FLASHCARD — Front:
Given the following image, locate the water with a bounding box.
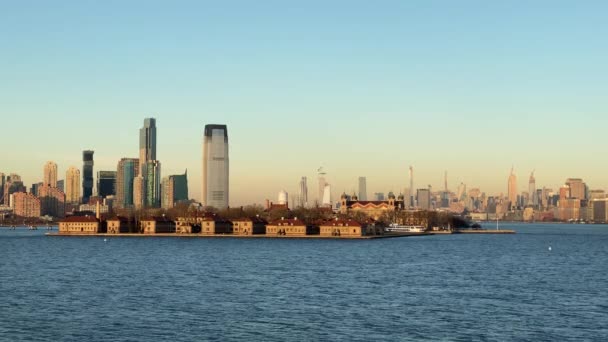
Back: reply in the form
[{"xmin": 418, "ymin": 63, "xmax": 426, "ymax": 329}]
[{"xmin": 1, "ymin": 223, "xmax": 607, "ymax": 341}]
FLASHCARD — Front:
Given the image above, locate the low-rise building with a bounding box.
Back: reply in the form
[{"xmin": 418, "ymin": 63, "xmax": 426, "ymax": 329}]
[
  {"xmin": 59, "ymin": 215, "xmax": 104, "ymax": 234},
  {"xmin": 200, "ymin": 215, "xmax": 232, "ymax": 235},
  {"xmin": 107, "ymin": 216, "xmax": 137, "ymax": 234},
  {"xmin": 232, "ymin": 216, "xmax": 267, "ymax": 235},
  {"xmin": 319, "ymin": 218, "xmax": 382, "ymax": 237},
  {"xmin": 266, "ymin": 217, "xmax": 318, "ymax": 236},
  {"xmin": 141, "ymin": 217, "xmax": 176, "ymax": 234}
]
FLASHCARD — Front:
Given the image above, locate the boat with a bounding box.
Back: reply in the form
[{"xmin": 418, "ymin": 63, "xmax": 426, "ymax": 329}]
[{"xmin": 384, "ymin": 223, "xmax": 427, "ymax": 233}]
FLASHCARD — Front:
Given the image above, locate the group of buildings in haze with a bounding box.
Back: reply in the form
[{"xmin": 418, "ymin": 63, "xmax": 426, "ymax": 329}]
[
  {"xmin": 3, "ymin": 120, "xmax": 608, "ymax": 224},
  {"xmin": 0, "ymin": 119, "xmax": 232, "ymax": 220}
]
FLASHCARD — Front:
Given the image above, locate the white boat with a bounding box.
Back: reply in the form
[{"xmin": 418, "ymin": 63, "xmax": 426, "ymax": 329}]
[{"xmin": 384, "ymin": 223, "xmax": 427, "ymax": 233}]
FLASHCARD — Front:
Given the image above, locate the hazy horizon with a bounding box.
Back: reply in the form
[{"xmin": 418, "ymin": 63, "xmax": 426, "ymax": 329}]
[{"xmin": 2, "ymin": 1, "xmax": 607, "ymax": 205}]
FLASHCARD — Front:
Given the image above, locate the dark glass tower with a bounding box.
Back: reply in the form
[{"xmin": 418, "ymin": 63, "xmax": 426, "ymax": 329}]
[
  {"xmin": 97, "ymin": 171, "xmax": 117, "ymax": 198},
  {"xmin": 82, "ymin": 150, "xmax": 94, "ymax": 203}
]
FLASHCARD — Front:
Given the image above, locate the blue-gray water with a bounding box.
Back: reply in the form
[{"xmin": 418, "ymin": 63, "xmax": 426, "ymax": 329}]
[{"xmin": 1, "ymin": 223, "xmax": 607, "ymax": 341}]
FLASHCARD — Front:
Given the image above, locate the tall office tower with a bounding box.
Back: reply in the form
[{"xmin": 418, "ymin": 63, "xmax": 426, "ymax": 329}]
[
  {"xmin": 134, "ymin": 118, "xmax": 158, "ymax": 208},
  {"xmin": 38, "ymin": 185, "xmax": 66, "ymax": 218},
  {"xmin": 43, "ymin": 161, "xmax": 58, "ymax": 187},
  {"xmin": 3, "ymin": 175, "xmax": 26, "ymax": 206},
  {"xmin": 161, "ymin": 170, "xmax": 188, "ymax": 209},
  {"xmin": 317, "ymin": 167, "xmax": 326, "ymax": 204},
  {"xmin": 31, "ymin": 182, "xmax": 43, "ymax": 197},
  {"xmin": 202, "ymin": 124, "xmax": 229, "ymax": 209},
  {"xmin": 57, "ymin": 180, "xmax": 64, "ymax": 192},
  {"xmin": 507, "ymin": 167, "xmax": 517, "ymax": 207},
  {"xmin": 457, "ymin": 183, "xmax": 466, "ymax": 201},
  {"xmin": 139, "ymin": 118, "xmax": 157, "ymax": 173},
  {"xmin": 409, "ymin": 166, "xmax": 414, "ymax": 207},
  {"xmin": 374, "ymin": 192, "xmax": 385, "ymax": 201},
  {"xmin": 116, "ymin": 158, "xmax": 139, "ymax": 208},
  {"xmin": 66, "ymin": 166, "xmax": 81, "ymax": 204},
  {"xmin": 97, "ymin": 171, "xmax": 117, "ymax": 198},
  {"xmin": 565, "ymin": 178, "xmax": 586, "ymax": 199},
  {"xmin": 133, "ymin": 176, "xmax": 145, "ymax": 209},
  {"xmin": 322, "ymin": 184, "xmax": 332, "ymax": 207},
  {"xmin": 298, "ymin": 177, "xmax": 308, "ymax": 208},
  {"xmin": 559, "ymin": 185, "xmax": 570, "ymax": 201},
  {"xmin": 82, "ymin": 150, "xmax": 94, "ymax": 203},
  {"xmin": 417, "ymin": 188, "xmax": 431, "ymax": 210},
  {"xmin": 528, "ymin": 171, "xmax": 536, "ymax": 206},
  {"xmin": 144, "ymin": 160, "xmax": 161, "ymax": 208},
  {"xmin": 444, "ymin": 171, "xmax": 448, "ymax": 192},
  {"xmin": 358, "ymin": 177, "xmax": 367, "ymax": 201},
  {"xmin": 0, "ymin": 172, "xmax": 5, "ymax": 202}
]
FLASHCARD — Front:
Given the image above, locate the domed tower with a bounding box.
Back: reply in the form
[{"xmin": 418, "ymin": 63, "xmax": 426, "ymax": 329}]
[
  {"xmin": 388, "ymin": 192, "xmax": 396, "ymax": 208},
  {"xmin": 397, "ymin": 193, "xmax": 405, "ymax": 210},
  {"xmin": 351, "ymin": 192, "xmax": 358, "ymax": 201},
  {"xmin": 340, "ymin": 192, "xmax": 349, "ymax": 214}
]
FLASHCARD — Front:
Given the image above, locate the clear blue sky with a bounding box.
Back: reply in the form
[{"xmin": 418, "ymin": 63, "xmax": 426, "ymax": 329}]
[{"xmin": 2, "ymin": 1, "xmax": 607, "ymax": 205}]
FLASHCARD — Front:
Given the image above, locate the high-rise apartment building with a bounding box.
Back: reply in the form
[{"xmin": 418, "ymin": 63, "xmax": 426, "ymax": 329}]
[
  {"xmin": 202, "ymin": 124, "xmax": 229, "ymax": 209},
  {"xmin": 2, "ymin": 175, "xmax": 26, "ymax": 206},
  {"xmin": 298, "ymin": 177, "xmax": 308, "ymax": 208},
  {"xmin": 82, "ymin": 151, "xmax": 94, "ymax": 203},
  {"xmin": 317, "ymin": 168, "xmax": 326, "ymax": 205},
  {"xmin": 66, "ymin": 166, "xmax": 81, "ymax": 204},
  {"xmin": 161, "ymin": 172, "xmax": 188, "ymax": 209},
  {"xmin": 508, "ymin": 167, "xmax": 517, "ymax": 208},
  {"xmin": 0, "ymin": 172, "xmax": 5, "ymax": 203},
  {"xmin": 13, "ymin": 192, "xmax": 41, "ymax": 217},
  {"xmin": 43, "ymin": 161, "xmax": 58, "ymax": 187},
  {"xmin": 39, "ymin": 185, "xmax": 66, "ymax": 218},
  {"xmin": 57, "ymin": 179, "xmax": 64, "ymax": 192},
  {"xmin": 358, "ymin": 177, "xmax": 367, "ymax": 201},
  {"xmin": 116, "ymin": 158, "xmax": 139, "ymax": 208},
  {"xmin": 417, "ymin": 188, "xmax": 431, "ymax": 210},
  {"xmin": 97, "ymin": 171, "xmax": 117, "ymax": 198},
  {"xmin": 144, "ymin": 160, "xmax": 161, "ymax": 208},
  {"xmin": 528, "ymin": 171, "xmax": 536, "ymax": 206},
  {"xmin": 565, "ymin": 178, "xmax": 586, "ymax": 200}
]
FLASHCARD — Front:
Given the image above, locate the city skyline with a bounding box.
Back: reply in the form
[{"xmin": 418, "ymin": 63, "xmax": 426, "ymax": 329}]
[{"xmin": 2, "ymin": 1, "xmax": 608, "ymax": 205}]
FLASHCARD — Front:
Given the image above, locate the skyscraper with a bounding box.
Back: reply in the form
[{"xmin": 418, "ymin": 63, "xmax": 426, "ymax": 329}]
[
  {"xmin": 409, "ymin": 166, "xmax": 414, "ymax": 207},
  {"xmin": 57, "ymin": 179, "xmax": 64, "ymax": 192},
  {"xmin": 528, "ymin": 171, "xmax": 536, "ymax": 206},
  {"xmin": 358, "ymin": 177, "xmax": 367, "ymax": 201},
  {"xmin": 417, "ymin": 188, "xmax": 431, "ymax": 210},
  {"xmin": 317, "ymin": 167, "xmax": 326, "ymax": 205},
  {"xmin": 66, "ymin": 166, "xmax": 81, "ymax": 204},
  {"xmin": 508, "ymin": 167, "xmax": 517, "ymax": 208},
  {"xmin": 116, "ymin": 158, "xmax": 139, "ymax": 208},
  {"xmin": 202, "ymin": 124, "xmax": 229, "ymax": 209},
  {"xmin": 161, "ymin": 170, "xmax": 189, "ymax": 209},
  {"xmin": 565, "ymin": 178, "xmax": 586, "ymax": 200},
  {"xmin": 144, "ymin": 160, "xmax": 161, "ymax": 208},
  {"xmin": 298, "ymin": 176, "xmax": 308, "ymax": 208},
  {"xmin": 43, "ymin": 161, "xmax": 58, "ymax": 187},
  {"xmin": 39, "ymin": 185, "xmax": 66, "ymax": 218},
  {"xmin": 134, "ymin": 118, "xmax": 158, "ymax": 208},
  {"xmin": 0, "ymin": 173, "xmax": 5, "ymax": 203},
  {"xmin": 97, "ymin": 171, "xmax": 117, "ymax": 198},
  {"xmin": 139, "ymin": 118, "xmax": 157, "ymax": 174},
  {"xmin": 82, "ymin": 150, "xmax": 94, "ymax": 203},
  {"xmin": 322, "ymin": 184, "xmax": 332, "ymax": 207}
]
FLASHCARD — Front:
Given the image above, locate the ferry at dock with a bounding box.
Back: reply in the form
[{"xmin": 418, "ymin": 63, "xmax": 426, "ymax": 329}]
[{"xmin": 384, "ymin": 223, "xmax": 427, "ymax": 233}]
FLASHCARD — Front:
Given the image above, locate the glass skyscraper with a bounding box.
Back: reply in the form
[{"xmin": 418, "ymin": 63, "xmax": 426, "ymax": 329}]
[
  {"xmin": 202, "ymin": 124, "xmax": 229, "ymax": 209},
  {"xmin": 145, "ymin": 160, "xmax": 161, "ymax": 208},
  {"xmin": 97, "ymin": 171, "xmax": 117, "ymax": 198},
  {"xmin": 82, "ymin": 150, "xmax": 94, "ymax": 203},
  {"xmin": 116, "ymin": 158, "xmax": 139, "ymax": 208}
]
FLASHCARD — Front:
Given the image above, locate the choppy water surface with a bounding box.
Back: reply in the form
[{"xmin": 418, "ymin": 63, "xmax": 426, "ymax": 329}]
[{"xmin": 1, "ymin": 223, "xmax": 607, "ymax": 341}]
